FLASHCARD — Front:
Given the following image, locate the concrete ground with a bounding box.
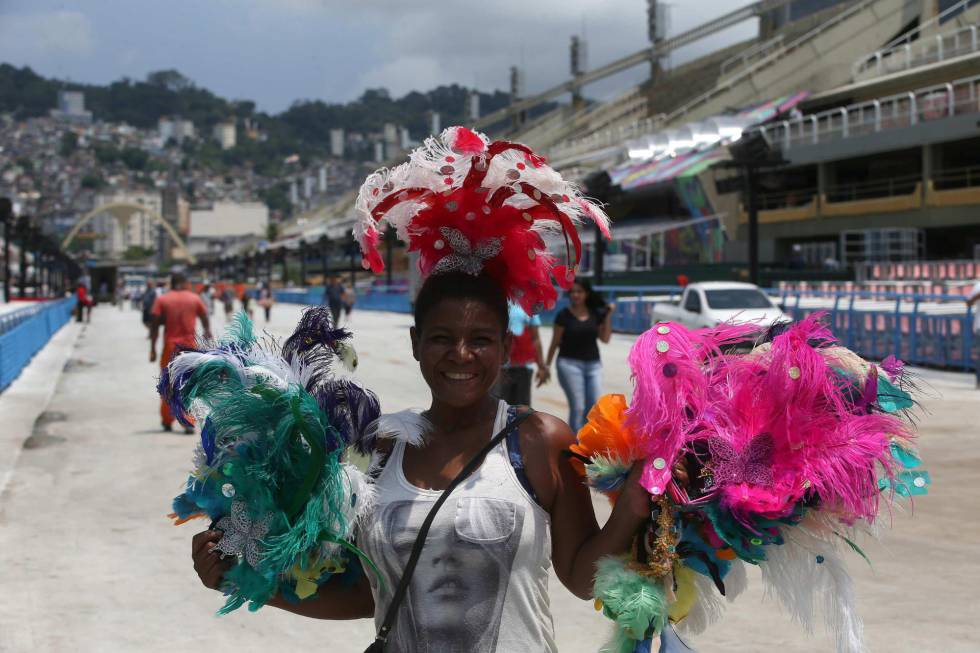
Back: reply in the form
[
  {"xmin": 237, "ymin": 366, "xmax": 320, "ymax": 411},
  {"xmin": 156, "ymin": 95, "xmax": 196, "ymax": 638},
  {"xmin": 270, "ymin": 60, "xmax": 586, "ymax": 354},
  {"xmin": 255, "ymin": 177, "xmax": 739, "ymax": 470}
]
[{"xmin": 0, "ymin": 302, "xmax": 975, "ymax": 652}]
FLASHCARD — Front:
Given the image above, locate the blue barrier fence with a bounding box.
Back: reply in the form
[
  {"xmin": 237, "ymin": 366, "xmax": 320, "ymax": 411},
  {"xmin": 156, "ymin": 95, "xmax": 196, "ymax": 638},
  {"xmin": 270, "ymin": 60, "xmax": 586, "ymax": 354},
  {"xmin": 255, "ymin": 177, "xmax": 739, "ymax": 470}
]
[
  {"xmin": 276, "ymin": 285, "xmax": 976, "ymax": 371},
  {"xmin": 275, "ymin": 287, "xmax": 413, "ymax": 313},
  {"xmin": 0, "ymin": 298, "xmax": 78, "ymax": 392}
]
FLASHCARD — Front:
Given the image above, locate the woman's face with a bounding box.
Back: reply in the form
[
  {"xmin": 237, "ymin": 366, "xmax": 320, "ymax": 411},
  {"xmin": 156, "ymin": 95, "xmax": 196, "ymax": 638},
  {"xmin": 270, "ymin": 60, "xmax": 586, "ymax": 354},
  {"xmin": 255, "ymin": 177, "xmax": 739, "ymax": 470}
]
[
  {"xmin": 411, "ymin": 298, "xmax": 509, "ymax": 408},
  {"xmin": 569, "ymin": 283, "xmax": 587, "ymax": 307}
]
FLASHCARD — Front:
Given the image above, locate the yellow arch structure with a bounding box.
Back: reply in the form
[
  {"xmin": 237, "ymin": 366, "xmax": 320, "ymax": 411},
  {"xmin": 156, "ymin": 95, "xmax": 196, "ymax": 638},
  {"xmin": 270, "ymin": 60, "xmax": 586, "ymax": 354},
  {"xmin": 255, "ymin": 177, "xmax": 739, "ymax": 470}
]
[{"xmin": 62, "ymin": 202, "xmax": 196, "ymax": 264}]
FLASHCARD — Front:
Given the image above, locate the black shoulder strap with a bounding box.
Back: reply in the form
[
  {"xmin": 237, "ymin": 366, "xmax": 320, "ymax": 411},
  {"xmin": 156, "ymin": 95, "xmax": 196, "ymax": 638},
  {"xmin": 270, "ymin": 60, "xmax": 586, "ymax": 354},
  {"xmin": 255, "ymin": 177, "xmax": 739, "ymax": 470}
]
[{"xmin": 366, "ymin": 409, "xmax": 533, "ymax": 651}]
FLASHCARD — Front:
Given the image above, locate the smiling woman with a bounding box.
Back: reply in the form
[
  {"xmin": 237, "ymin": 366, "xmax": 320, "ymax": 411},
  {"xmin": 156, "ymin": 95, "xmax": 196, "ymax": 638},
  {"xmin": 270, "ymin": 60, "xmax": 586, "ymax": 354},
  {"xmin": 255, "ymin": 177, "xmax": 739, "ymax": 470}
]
[{"xmin": 190, "ymin": 127, "xmax": 661, "ymax": 652}]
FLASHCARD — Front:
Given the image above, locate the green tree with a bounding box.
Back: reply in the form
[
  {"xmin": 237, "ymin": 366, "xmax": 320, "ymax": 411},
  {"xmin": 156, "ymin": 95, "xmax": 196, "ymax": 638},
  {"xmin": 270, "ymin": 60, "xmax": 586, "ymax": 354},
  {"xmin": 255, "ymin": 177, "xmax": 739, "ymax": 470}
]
[
  {"xmin": 60, "ymin": 131, "xmax": 79, "ymax": 157},
  {"xmin": 266, "ymin": 222, "xmax": 280, "ymax": 242},
  {"xmin": 119, "ymin": 147, "xmax": 149, "ymax": 171},
  {"xmin": 94, "ymin": 144, "xmax": 119, "ymax": 165},
  {"xmin": 80, "ymin": 172, "xmax": 105, "ymax": 190},
  {"xmin": 145, "ymin": 69, "xmax": 193, "ymax": 93},
  {"xmin": 123, "ymin": 245, "xmax": 156, "ymax": 260}
]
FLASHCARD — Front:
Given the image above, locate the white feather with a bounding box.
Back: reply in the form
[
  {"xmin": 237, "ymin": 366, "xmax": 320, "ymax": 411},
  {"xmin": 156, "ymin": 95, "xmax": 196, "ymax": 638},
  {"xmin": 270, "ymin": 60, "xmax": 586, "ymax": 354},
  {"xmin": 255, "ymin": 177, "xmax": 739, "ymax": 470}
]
[
  {"xmin": 676, "ymin": 567, "xmax": 727, "ymax": 636},
  {"xmin": 365, "ymin": 409, "xmax": 431, "ymax": 448},
  {"xmin": 759, "ymin": 527, "xmax": 866, "ymax": 653}
]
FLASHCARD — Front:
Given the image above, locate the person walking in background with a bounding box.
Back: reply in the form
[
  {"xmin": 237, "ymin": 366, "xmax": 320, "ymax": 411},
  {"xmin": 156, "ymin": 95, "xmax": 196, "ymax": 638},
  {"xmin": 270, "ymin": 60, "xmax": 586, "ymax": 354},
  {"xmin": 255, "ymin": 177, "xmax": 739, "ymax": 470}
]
[
  {"xmin": 545, "ymin": 279, "xmax": 614, "ymax": 432},
  {"xmin": 257, "ymin": 282, "xmax": 274, "ymax": 323},
  {"xmin": 323, "ymin": 275, "xmax": 344, "ymax": 325},
  {"xmin": 199, "ymin": 283, "xmax": 215, "ymax": 317},
  {"xmin": 150, "ymin": 272, "xmax": 211, "ymax": 433},
  {"xmin": 240, "ymin": 286, "xmax": 254, "ymax": 320},
  {"xmin": 220, "ymin": 286, "xmax": 235, "ymax": 322},
  {"xmin": 967, "ymin": 280, "xmax": 980, "ymax": 389},
  {"xmin": 76, "ymin": 282, "xmax": 93, "ymax": 323},
  {"xmin": 494, "ymin": 302, "xmax": 549, "ymax": 407},
  {"xmin": 141, "ymin": 280, "xmax": 158, "ymax": 333},
  {"xmin": 340, "ymin": 282, "xmax": 356, "ymax": 326}
]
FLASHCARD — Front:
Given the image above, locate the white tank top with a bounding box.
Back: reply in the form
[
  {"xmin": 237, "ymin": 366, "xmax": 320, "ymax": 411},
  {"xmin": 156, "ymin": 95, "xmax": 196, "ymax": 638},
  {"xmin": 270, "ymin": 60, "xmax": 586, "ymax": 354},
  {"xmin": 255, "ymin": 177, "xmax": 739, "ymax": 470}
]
[{"xmin": 359, "ymin": 401, "xmax": 557, "ymax": 653}]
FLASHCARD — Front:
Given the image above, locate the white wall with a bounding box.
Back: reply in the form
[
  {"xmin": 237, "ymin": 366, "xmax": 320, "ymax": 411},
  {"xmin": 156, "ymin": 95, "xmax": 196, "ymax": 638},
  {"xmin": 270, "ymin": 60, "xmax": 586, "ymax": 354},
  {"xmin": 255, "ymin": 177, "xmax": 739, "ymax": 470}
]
[{"xmin": 189, "ymin": 201, "xmax": 268, "ymax": 238}]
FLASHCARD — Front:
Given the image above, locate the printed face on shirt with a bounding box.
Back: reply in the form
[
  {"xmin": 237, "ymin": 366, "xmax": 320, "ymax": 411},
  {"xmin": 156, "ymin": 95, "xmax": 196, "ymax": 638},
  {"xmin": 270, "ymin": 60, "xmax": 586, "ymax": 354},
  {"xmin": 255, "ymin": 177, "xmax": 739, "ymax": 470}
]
[
  {"xmin": 380, "ymin": 498, "xmax": 525, "ymax": 652},
  {"xmin": 411, "ymin": 298, "xmax": 510, "ymax": 408}
]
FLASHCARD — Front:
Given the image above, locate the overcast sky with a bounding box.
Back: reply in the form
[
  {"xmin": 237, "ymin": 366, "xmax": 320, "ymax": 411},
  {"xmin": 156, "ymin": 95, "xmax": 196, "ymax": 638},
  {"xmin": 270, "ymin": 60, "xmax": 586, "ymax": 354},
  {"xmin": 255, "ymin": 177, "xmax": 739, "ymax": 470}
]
[{"xmin": 0, "ymin": 0, "xmax": 758, "ymax": 112}]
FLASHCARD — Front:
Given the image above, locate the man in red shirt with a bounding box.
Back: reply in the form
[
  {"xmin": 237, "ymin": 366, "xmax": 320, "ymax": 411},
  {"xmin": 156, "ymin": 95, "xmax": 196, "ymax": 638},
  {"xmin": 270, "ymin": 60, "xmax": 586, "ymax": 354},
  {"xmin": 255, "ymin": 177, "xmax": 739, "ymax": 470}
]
[{"xmin": 150, "ymin": 272, "xmax": 211, "ymax": 432}]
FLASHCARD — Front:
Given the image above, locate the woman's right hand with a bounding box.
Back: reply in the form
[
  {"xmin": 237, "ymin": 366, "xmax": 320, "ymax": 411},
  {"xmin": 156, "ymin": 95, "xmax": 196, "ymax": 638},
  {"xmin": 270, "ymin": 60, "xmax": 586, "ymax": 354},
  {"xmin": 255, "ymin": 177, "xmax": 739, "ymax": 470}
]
[{"xmin": 192, "ymin": 529, "xmax": 232, "ymax": 591}]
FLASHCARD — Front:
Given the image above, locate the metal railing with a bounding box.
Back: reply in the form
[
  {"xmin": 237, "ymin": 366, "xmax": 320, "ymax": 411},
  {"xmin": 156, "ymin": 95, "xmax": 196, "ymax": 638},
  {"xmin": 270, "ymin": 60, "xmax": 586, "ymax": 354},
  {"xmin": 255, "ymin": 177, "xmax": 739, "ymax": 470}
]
[
  {"xmin": 761, "ymin": 72, "xmax": 980, "ymax": 149},
  {"xmin": 855, "ymin": 259, "xmax": 980, "ymax": 283},
  {"xmin": 933, "ymin": 163, "xmax": 980, "ymax": 190},
  {"xmin": 757, "ymin": 187, "xmax": 819, "ymax": 210},
  {"xmin": 825, "ymin": 173, "xmax": 921, "ymax": 203},
  {"xmin": 0, "ymin": 298, "xmax": 77, "ymax": 392},
  {"xmin": 853, "ymin": 23, "xmax": 980, "ymax": 81}
]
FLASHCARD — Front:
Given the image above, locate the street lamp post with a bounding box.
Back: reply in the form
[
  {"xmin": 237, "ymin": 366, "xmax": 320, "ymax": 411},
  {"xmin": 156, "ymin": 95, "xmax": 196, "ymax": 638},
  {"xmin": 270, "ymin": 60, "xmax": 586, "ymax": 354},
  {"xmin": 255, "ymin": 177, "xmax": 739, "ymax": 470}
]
[
  {"xmin": 384, "ymin": 228, "xmax": 395, "ymax": 287},
  {"xmin": 33, "ymin": 235, "xmax": 44, "ymax": 298},
  {"xmin": 318, "ymin": 235, "xmax": 330, "ymax": 285},
  {"xmin": 718, "ymin": 131, "xmax": 787, "ymax": 286},
  {"xmin": 16, "ymin": 216, "xmax": 30, "ymax": 299},
  {"xmin": 347, "ymin": 236, "xmax": 357, "ymax": 286},
  {"xmin": 298, "ymin": 239, "xmax": 307, "ymax": 287},
  {"xmin": 0, "ymin": 197, "xmax": 11, "ymax": 303}
]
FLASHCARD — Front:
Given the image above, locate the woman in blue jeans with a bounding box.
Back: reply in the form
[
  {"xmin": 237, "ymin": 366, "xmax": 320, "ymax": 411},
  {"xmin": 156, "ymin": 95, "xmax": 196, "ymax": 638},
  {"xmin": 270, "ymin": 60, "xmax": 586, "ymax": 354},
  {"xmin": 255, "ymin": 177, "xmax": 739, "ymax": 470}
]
[{"xmin": 546, "ymin": 279, "xmax": 614, "ymax": 432}]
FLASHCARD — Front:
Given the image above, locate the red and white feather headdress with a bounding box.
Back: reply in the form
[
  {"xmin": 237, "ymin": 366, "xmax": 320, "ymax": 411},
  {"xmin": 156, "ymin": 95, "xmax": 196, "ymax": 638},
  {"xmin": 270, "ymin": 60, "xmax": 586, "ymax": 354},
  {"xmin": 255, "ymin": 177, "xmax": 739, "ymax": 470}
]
[{"xmin": 354, "ymin": 126, "xmax": 611, "ymax": 314}]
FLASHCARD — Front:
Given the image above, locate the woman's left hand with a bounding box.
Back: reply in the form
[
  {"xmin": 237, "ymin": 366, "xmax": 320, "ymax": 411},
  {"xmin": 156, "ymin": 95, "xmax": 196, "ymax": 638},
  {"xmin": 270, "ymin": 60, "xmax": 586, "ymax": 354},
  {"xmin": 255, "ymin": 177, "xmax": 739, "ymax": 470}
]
[
  {"xmin": 611, "ymin": 461, "xmax": 653, "ymax": 526},
  {"xmin": 534, "ymin": 365, "xmax": 551, "ymax": 387}
]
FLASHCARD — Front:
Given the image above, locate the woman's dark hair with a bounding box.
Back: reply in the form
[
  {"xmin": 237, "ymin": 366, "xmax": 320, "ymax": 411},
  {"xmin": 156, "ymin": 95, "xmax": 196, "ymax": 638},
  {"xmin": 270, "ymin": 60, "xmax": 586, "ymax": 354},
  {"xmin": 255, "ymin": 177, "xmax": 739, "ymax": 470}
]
[
  {"xmin": 571, "ymin": 277, "xmax": 608, "ymax": 314},
  {"xmin": 413, "ymin": 272, "xmax": 508, "ymax": 333}
]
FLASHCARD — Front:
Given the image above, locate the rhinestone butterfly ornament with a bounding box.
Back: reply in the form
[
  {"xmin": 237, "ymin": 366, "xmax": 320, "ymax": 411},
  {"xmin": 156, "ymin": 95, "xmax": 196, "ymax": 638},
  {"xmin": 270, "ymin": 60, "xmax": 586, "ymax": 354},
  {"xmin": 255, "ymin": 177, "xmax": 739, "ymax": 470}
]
[
  {"xmin": 707, "ymin": 432, "xmax": 775, "ymax": 487},
  {"xmin": 214, "ymin": 500, "xmax": 275, "ymax": 568},
  {"xmin": 430, "ymin": 226, "xmax": 504, "ymax": 276}
]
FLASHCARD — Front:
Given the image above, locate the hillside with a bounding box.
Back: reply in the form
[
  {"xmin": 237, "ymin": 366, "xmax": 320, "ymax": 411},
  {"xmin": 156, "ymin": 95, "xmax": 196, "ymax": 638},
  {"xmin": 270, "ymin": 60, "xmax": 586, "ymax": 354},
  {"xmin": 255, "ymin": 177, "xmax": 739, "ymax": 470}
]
[{"xmin": 0, "ymin": 65, "xmax": 555, "ymax": 153}]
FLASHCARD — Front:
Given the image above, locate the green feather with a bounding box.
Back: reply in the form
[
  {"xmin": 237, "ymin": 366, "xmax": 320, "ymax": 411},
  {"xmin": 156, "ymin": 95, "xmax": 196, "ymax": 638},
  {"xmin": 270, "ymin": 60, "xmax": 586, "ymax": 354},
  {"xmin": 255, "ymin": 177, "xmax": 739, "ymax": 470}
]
[
  {"xmin": 218, "ymin": 562, "xmax": 278, "ymax": 614},
  {"xmin": 594, "ymin": 556, "xmax": 667, "ymax": 646},
  {"xmin": 877, "ymin": 377, "xmax": 913, "ymax": 413},
  {"xmin": 222, "ymin": 311, "xmax": 257, "ymax": 346}
]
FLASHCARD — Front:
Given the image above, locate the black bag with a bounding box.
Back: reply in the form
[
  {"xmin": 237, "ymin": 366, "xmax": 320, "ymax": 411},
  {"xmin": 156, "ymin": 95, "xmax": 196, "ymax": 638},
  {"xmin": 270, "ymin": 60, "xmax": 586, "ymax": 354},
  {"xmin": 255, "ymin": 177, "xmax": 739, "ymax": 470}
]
[{"xmin": 364, "ymin": 410, "xmax": 532, "ymax": 652}]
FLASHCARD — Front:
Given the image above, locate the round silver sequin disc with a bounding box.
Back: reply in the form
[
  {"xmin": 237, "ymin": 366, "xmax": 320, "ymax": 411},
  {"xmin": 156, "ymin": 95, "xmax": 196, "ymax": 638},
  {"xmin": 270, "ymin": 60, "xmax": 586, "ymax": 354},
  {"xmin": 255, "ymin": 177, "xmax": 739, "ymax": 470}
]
[
  {"xmin": 434, "ymin": 240, "xmax": 445, "ymax": 250},
  {"xmin": 913, "ymin": 476, "xmax": 926, "ymax": 488},
  {"xmin": 788, "ymin": 366, "xmax": 802, "ymax": 380},
  {"xmin": 653, "ymin": 457, "xmax": 666, "ymax": 470},
  {"xmin": 656, "ymin": 340, "xmax": 670, "ymax": 353},
  {"xmin": 221, "ymin": 483, "xmax": 236, "ymax": 498},
  {"xmin": 657, "ymin": 325, "xmax": 671, "ymax": 335}
]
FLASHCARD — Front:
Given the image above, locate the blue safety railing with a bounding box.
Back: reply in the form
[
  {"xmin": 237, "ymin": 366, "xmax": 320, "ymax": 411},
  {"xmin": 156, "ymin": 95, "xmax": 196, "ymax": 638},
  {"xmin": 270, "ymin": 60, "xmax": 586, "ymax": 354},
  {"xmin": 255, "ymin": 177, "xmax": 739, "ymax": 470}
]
[
  {"xmin": 275, "ymin": 286, "xmax": 413, "ymax": 314},
  {"xmin": 0, "ymin": 298, "xmax": 78, "ymax": 392},
  {"xmin": 275, "ymin": 285, "xmax": 976, "ymax": 371}
]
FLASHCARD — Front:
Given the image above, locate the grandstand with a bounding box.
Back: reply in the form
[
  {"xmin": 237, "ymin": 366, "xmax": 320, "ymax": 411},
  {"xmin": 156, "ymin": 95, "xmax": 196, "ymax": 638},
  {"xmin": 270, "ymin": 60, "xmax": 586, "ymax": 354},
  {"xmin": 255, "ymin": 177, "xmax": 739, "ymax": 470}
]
[
  {"xmin": 538, "ymin": 0, "xmax": 980, "ymax": 285},
  {"xmin": 271, "ymin": 0, "xmax": 980, "ymax": 290}
]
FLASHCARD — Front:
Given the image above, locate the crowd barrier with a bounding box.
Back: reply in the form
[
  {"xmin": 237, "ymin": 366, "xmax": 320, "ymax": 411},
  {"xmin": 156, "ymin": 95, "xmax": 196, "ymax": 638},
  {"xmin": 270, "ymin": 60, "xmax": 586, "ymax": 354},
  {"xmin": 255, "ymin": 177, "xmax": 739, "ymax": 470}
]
[
  {"xmin": 0, "ymin": 298, "xmax": 78, "ymax": 392},
  {"xmin": 275, "ymin": 286, "xmax": 412, "ymax": 313},
  {"xmin": 276, "ymin": 285, "xmax": 976, "ymax": 371}
]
